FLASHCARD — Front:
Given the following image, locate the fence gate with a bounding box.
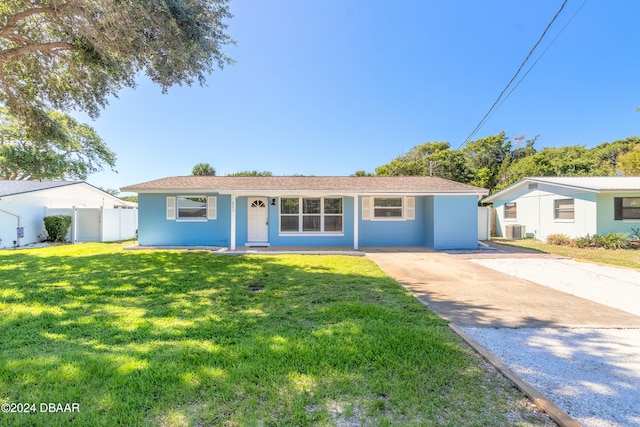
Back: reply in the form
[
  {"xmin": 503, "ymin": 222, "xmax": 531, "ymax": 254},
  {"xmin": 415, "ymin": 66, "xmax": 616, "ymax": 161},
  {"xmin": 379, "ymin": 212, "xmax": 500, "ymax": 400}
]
[
  {"xmin": 478, "ymin": 207, "xmax": 491, "ymax": 240},
  {"xmin": 76, "ymin": 208, "xmax": 101, "ymax": 242}
]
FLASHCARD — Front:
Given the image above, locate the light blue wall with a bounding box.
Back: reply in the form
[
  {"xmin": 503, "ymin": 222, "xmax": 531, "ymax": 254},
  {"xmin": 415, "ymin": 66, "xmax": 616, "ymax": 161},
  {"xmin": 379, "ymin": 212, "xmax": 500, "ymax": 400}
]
[
  {"xmin": 424, "ymin": 196, "xmax": 435, "ymax": 248},
  {"xmin": 138, "ymin": 193, "xmax": 231, "ymax": 246},
  {"xmin": 596, "ymin": 193, "xmax": 640, "ymax": 235},
  {"xmin": 431, "ymin": 195, "xmax": 478, "ymax": 249},
  {"xmin": 137, "ymin": 193, "xmax": 480, "ymax": 249},
  {"xmin": 358, "ymin": 196, "xmax": 426, "ymax": 246},
  {"xmin": 241, "ymin": 196, "xmax": 355, "ymax": 247}
]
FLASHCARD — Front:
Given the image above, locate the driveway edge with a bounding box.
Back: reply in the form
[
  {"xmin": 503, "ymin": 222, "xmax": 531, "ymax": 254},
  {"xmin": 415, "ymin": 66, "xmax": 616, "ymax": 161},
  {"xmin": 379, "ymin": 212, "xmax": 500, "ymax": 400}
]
[{"xmin": 449, "ymin": 324, "xmax": 580, "ymax": 427}]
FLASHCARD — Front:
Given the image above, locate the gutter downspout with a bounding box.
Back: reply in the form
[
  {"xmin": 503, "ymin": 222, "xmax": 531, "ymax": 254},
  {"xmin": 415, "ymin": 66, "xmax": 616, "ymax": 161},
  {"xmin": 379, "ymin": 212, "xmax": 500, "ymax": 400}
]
[{"xmin": 0, "ymin": 208, "xmax": 21, "ymax": 247}]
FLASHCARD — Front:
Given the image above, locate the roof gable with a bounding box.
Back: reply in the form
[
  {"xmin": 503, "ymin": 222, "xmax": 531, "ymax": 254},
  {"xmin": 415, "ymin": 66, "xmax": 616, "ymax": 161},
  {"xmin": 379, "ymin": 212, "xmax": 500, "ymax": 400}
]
[
  {"xmin": 0, "ymin": 180, "xmax": 137, "ymax": 207},
  {"xmin": 483, "ymin": 176, "xmax": 640, "ymax": 203},
  {"xmin": 121, "ymin": 176, "xmax": 489, "ymax": 195},
  {"xmin": 0, "ymin": 180, "xmax": 79, "ymax": 197}
]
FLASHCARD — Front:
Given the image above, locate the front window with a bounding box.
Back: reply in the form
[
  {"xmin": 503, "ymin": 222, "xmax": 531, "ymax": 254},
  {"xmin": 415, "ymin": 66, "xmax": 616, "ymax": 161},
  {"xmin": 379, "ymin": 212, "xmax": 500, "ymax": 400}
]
[
  {"xmin": 504, "ymin": 202, "xmax": 517, "ymax": 220},
  {"xmin": 554, "ymin": 199, "xmax": 574, "ymax": 220},
  {"xmin": 178, "ymin": 196, "xmax": 207, "ymax": 219},
  {"xmin": 280, "ymin": 197, "xmax": 343, "ymax": 233},
  {"xmin": 374, "ymin": 198, "xmax": 403, "ymax": 218},
  {"xmin": 615, "ymin": 197, "xmax": 640, "ymax": 220}
]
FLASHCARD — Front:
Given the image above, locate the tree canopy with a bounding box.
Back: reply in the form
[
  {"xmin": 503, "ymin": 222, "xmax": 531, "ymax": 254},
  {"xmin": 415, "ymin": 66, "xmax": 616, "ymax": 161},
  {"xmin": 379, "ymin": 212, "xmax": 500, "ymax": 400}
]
[
  {"xmin": 0, "ymin": 0, "xmax": 233, "ymax": 139},
  {"xmin": 191, "ymin": 163, "xmax": 216, "ymax": 176},
  {"xmin": 0, "ymin": 107, "xmax": 115, "ymax": 180},
  {"xmin": 226, "ymin": 170, "xmax": 273, "ymax": 177},
  {"xmin": 374, "ymin": 134, "xmax": 640, "ymax": 192}
]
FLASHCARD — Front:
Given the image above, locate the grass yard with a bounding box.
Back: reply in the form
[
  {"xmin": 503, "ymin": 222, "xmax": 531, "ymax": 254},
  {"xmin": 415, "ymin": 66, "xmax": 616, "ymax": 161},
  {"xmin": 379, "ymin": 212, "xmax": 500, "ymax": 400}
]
[
  {"xmin": 0, "ymin": 243, "xmax": 549, "ymax": 426},
  {"xmin": 494, "ymin": 239, "xmax": 640, "ymax": 271}
]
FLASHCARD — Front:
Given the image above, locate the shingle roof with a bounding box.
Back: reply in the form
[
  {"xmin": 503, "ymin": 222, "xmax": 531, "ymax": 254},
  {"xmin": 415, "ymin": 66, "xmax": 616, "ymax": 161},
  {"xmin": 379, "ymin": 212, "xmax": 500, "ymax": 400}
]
[
  {"xmin": 121, "ymin": 176, "xmax": 488, "ymax": 195},
  {"xmin": 0, "ymin": 180, "xmax": 79, "ymax": 197},
  {"xmin": 525, "ymin": 176, "xmax": 640, "ymax": 191},
  {"xmin": 483, "ymin": 176, "xmax": 640, "ymax": 203}
]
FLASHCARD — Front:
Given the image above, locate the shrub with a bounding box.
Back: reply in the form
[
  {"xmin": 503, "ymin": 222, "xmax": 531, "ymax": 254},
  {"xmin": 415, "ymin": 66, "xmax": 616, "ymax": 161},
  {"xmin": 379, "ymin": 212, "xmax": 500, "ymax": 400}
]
[
  {"xmin": 574, "ymin": 235, "xmax": 594, "ymax": 248},
  {"xmin": 603, "ymin": 232, "xmax": 630, "ymax": 250},
  {"xmin": 43, "ymin": 215, "xmax": 72, "ymax": 242},
  {"xmin": 546, "ymin": 234, "xmax": 573, "ymax": 246}
]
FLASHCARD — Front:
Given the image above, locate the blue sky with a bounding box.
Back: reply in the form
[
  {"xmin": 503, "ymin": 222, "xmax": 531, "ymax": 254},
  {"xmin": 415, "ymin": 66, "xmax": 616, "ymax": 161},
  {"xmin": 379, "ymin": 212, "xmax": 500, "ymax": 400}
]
[{"xmin": 78, "ymin": 1, "xmax": 640, "ymax": 194}]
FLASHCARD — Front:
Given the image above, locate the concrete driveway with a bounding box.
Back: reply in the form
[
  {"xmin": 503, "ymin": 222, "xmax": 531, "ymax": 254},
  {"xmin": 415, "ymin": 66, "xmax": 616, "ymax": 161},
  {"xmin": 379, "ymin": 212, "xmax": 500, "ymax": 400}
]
[
  {"xmin": 366, "ymin": 250, "xmax": 640, "ymax": 329},
  {"xmin": 366, "ymin": 247, "xmax": 640, "ymax": 427}
]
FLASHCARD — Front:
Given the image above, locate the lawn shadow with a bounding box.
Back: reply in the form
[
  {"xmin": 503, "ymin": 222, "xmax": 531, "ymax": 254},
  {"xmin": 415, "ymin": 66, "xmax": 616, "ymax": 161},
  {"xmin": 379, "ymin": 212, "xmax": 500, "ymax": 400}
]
[{"xmin": 0, "ymin": 248, "xmax": 538, "ymax": 426}]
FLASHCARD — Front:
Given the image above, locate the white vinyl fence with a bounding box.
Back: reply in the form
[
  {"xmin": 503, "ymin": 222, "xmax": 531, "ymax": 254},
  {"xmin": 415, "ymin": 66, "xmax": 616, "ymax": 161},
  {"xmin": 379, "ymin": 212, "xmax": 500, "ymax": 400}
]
[
  {"xmin": 45, "ymin": 207, "xmax": 138, "ymax": 243},
  {"xmin": 478, "ymin": 207, "xmax": 491, "ymax": 240}
]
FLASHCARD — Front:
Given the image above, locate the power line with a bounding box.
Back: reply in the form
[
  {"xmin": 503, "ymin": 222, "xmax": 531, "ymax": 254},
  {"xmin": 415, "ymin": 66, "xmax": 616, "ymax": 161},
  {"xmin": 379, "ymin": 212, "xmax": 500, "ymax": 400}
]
[
  {"xmin": 489, "ymin": 0, "xmax": 588, "ymax": 120},
  {"xmin": 457, "ymin": 0, "xmax": 569, "ymax": 149}
]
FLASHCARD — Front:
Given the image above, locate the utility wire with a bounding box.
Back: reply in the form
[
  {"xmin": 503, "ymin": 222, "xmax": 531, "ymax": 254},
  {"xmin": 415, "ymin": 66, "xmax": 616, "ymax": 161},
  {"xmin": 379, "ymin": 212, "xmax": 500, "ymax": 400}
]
[
  {"xmin": 458, "ymin": 0, "xmax": 569, "ymax": 149},
  {"xmin": 489, "ymin": 0, "xmax": 588, "ymax": 120}
]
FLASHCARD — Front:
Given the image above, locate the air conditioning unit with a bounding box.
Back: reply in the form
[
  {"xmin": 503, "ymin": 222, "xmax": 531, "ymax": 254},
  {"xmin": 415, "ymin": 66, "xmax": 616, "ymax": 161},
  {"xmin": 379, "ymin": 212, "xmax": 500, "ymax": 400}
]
[{"xmin": 505, "ymin": 224, "xmax": 525, "ymax": 240}]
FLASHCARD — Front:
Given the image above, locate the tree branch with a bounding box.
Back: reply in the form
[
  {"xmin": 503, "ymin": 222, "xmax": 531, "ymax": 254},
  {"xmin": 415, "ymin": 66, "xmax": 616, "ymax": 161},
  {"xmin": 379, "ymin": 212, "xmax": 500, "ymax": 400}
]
[
  {"xmin": 0, "ymin": 42, "xmax": 74, "ymax": 62},
  {"xmin": 0, "ymin": 4, "xmax": 71, "ymax": 39}
]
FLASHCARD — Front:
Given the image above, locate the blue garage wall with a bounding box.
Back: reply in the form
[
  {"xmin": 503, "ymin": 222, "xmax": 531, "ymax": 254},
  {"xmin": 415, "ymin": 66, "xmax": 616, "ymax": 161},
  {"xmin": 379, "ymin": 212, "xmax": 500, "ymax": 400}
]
[
  {"xmin": 358, "ymin": 196, "xmax": 426, "ymax": 246},
  {"xmin": 138, "ymin": 193, "xmax": 231, "ymax": 246},
  {"xmin": 432, "ymin": 195, "xmax": 478, "ymax": 249},
  {"xmin": 424, "ymin": 196, "xmax": 435, "ymax": 248}
]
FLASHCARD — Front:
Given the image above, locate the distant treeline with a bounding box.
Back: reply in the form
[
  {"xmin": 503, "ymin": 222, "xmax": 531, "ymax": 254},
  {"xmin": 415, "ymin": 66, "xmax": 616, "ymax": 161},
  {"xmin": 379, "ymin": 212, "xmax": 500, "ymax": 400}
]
[{"xmin": 362, "ymin": 133, "xmax": 640, "ymax": 192}]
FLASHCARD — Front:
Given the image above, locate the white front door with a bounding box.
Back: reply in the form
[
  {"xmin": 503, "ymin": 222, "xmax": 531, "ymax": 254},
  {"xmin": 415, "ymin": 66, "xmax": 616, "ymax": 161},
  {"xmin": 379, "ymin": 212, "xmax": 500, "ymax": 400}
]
[{"xmin": 248, "ymin": 197, "xmax": 269, "ymax": 243}]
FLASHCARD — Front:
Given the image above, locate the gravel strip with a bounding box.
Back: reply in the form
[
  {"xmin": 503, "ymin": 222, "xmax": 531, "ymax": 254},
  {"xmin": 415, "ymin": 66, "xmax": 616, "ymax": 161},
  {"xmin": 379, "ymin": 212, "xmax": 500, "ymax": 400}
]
[
  {"xmin": 462, "ymin": 327, "xmax": 640, "ymax": 427},
  {"xmin": 463, "ymin": 258, "xmax": 640, "ymax": 427}
]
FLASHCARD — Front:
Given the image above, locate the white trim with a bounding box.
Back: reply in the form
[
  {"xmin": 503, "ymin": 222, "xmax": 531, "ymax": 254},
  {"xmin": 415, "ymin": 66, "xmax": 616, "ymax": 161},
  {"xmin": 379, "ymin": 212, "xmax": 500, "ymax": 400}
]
[
  {"xmin": 278, "ymin": 233, "xmax": 345, "ymax": 237},
  {"xmin": 371, "ymin": 196, "xmax": 406, "ymax": 221},
  {"xmin": 279, "ymin": 196, "xmax": 344, "ymax": 234}
]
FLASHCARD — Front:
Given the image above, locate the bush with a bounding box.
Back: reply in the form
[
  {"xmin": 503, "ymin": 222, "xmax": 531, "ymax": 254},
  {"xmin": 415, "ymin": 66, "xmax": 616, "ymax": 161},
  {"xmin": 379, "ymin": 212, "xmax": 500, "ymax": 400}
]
[
  {"xmin": 573, "ymin": 235, "xmax": 594, "ymax": 248},
  {"xmin": 563, "ymin": 233, "xmax": 630, "ymax": 250},
  {"xmin": 546, "ymin": 234, "xmax": 573, "ymax": 246},
  {"xmin": 603, "ymin": 232, "xmax": 630, "ymax": 250},
  {"xmin": 43, "ymin": 215, "xmax": 72, "ymax": 242}
]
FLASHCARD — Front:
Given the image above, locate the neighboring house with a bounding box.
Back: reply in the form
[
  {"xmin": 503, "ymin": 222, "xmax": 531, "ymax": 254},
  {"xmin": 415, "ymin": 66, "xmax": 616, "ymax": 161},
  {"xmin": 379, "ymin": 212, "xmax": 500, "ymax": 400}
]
[
  {"xmin": 0, "ymin": 181, "xmax": 138, "ymax": 248},
  {"xmin": 483, "ymin": 177, "xmax": 640, "ymax": 240},
  {"xmin": 121, "ymin": 176, "xmax": 489, "ymax": 250}
]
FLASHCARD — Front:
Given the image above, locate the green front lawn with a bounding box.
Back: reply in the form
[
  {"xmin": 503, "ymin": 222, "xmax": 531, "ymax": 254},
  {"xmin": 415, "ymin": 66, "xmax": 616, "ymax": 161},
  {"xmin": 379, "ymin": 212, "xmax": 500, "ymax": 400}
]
[
  {"xmin": 494, "ymin": 239, "xmax": 640, "ymax": 271},
  {"xmin": 0, "ymin": 243, "xmax": 546, "ymax": 426}
]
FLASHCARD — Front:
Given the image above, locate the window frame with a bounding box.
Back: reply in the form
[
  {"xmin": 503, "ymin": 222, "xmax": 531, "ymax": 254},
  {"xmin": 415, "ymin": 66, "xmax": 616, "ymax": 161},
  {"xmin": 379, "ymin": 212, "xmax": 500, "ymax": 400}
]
[
  {"xmin": 167, "ymin": 196, "xmax": 216, "ymax": 222},
  {"xmin": 554, "ymin": 198, "xmax": 575, "ymax": 221},
  {"xmin": 362, "ymin": 196, "xmax": 415, "ymax": 221},
  {"xmin": 504, "ymin": 202, "xmax": 517, "ymax": 220},
  {"xmin": 279, "ymin": 196, "xmax": 344, "ymax": 235},
  {"xmin": 372, "ymin": 197, "xmax": 404, "ymax": 220},
  {"xmin": 614, "ymin": 197, "xmax": 640, "ymax": 221}
]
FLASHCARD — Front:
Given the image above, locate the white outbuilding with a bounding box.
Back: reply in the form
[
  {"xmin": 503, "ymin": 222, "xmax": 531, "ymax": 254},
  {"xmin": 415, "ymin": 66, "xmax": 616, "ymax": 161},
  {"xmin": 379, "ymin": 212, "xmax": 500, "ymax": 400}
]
[{"xmin": 0, "ymin": 180, "xmax": 137, "ymax": 248}]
